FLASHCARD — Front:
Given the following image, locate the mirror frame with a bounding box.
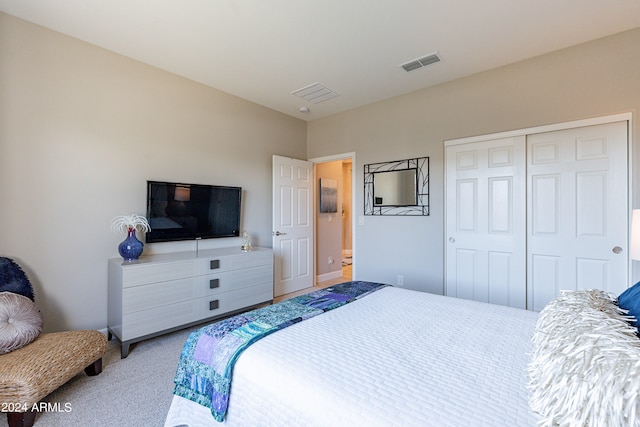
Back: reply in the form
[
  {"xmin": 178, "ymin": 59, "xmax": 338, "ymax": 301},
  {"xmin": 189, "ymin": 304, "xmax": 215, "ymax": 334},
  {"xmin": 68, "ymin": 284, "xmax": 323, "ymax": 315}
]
[{"xmin": 364, "ymin": 157, "xmax": 430, "ymax": 216}]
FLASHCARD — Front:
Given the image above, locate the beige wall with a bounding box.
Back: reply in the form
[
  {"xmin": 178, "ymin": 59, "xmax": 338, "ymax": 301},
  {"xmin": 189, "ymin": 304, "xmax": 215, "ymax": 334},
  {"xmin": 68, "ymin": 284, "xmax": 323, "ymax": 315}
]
[
  {"xmin": 308, "ymin": 28, "xmax": 640, "ymax": 293},
  {"xmin": 0, "ymin": 13, "xmax": 306, "ymax": 332}
]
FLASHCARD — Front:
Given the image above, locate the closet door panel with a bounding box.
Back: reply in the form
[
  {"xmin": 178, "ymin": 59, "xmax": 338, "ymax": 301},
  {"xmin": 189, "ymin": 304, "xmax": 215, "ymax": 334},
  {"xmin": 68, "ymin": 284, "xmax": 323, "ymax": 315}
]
[
  {"xmin": 576, "ymin": 258, "xmax": 608, "ymax": 288},
  {"xmin": 531, "ymin": 254, "xmax": 561, "ymax": 312},
  {"xmin": 576, "ymin": 171, "xmax": 606, "ymax": 236},
  {"xmin": 445, "ymin": 136, "xmax": 527, "ymax": 309},
  {"xmin": 527, "ymin": 121, "xmax": 628, "ymax": 309},
  {"xmin": 531, "ymin": 174, "xmax": 560, "ymax": 235},
  {"xmin": 488, "ymin": 251, "xmax": 513, "ymax": 306},
  {"xmin": 489, "ymin": 177, "xmax": 512, "ymax": 234}
]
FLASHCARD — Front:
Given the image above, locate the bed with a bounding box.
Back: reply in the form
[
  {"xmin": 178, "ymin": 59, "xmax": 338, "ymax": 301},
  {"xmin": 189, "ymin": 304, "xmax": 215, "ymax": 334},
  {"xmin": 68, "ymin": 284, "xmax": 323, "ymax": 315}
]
[{"xmin": 165, "ymin": 282, "xmax": 540, "ymax": 426}]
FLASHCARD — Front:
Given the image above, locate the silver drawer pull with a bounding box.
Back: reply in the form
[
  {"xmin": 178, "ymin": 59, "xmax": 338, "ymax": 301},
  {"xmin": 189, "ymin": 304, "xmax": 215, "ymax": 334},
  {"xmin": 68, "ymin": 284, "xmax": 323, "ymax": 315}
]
[
  {"xmin": 210, "ymin": 278, "xmax": 220, "ymax": 289},
  {"xmin": 209, "ymin": 300, "xmax": 219, "ymax": 311},
  {"xmin": 210, "ymin": 260, "xmax": 220, "ymax": 269}
]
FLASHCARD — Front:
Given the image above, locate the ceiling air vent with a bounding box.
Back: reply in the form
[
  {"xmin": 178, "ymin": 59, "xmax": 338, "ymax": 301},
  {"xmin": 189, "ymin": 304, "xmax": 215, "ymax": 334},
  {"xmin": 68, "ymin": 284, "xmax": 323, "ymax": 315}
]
[
  {"xmin": 291, "ymin": 83, "xmax": 339, "ymax": 104},
  {"xmin": 400, "ymin": 52, "xmax": 442, "ymax": 72}
]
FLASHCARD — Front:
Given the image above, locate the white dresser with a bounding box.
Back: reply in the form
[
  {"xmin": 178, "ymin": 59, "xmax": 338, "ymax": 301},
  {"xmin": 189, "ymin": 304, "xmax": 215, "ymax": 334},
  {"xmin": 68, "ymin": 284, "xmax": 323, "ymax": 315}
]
[{"xmin": 108, "ymin": 246, "xmax": 273, "ymax": 357}]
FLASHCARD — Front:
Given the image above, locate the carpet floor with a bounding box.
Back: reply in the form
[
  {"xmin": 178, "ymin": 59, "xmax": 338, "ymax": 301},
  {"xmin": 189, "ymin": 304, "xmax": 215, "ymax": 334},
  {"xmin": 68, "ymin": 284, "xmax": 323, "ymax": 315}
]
[{"xmin": 0, "ymin": 326, "xmax": 196, "ymax": 427}]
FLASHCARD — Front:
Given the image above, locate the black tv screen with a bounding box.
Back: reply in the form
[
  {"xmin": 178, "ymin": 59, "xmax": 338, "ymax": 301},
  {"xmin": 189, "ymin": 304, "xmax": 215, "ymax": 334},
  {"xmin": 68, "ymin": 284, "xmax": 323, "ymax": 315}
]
[{"xmin": 145, "ymin": 181, "xmax": 241, "ymax": 243}]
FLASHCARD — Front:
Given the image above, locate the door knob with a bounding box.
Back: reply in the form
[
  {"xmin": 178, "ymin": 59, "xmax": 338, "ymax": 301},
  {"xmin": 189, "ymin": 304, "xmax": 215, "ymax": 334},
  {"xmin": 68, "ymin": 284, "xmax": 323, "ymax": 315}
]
[
  {"xmin": 612, "ymin": 246, "xmax": 623, "ymax": 254},
  {"xmin": 273, "ymin": 231, "xmax": 287, "ymax": 236},
  {"xmin": 449, "ymin": 237, "xmax": 455, "ymax": 243}
]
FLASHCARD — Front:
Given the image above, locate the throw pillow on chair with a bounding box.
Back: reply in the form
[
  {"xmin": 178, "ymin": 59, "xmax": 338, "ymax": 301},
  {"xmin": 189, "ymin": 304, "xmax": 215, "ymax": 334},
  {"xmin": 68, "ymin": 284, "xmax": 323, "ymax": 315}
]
[
  {"xmin": 0, "ymin": 292, "xmax": 43, "ymax": 354},
  {"xmin": 0, "ymin": 257, "xmax": 35, "ymax": 301}
]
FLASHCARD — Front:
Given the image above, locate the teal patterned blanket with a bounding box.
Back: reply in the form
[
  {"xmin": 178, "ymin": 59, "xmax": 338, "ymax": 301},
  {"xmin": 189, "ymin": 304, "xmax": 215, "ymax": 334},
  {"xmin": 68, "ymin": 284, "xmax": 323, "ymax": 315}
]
[{"xmin": 172, "ymin": 281, "xmax": 389, "ymax": 422}]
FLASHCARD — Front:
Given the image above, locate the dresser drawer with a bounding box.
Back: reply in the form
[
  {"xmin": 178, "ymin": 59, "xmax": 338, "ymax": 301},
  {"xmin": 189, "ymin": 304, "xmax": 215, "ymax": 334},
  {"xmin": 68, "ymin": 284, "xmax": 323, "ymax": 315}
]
[
  {"xmin": 193, "ymin": 283, "xmax": 273, "ymax": 321},
  {"xmin": 121, "ymin": 259, "xmax": 195, "ymax": 287},
  {"xmin": 122, "ymin": 300, "xmax": 195, "ymax": 340},
  {"xmin": 193, "ymin": 249, "xmax": 272, "ymax": 275},
  {"xmin": 227, "ymin": 250, "xmax": 273, "ymax": 269},
  {"xmin": 220, "ymin": 264, "xmax": 273, "ymax": 290},
  {"xmin": 122, "ymin": 276, "xmax": 208, "ymax": 314}
]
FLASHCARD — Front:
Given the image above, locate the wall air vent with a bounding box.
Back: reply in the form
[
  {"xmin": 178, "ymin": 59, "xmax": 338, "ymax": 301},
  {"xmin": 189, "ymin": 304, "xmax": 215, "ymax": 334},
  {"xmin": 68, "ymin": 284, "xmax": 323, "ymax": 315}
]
[
  {"xmin": 400, "ymin": 52, "xmax": 442, "ymax": 72},
  {"xmin": 291, "ymin": 83, "xmax": 339, "ymax": 104}
]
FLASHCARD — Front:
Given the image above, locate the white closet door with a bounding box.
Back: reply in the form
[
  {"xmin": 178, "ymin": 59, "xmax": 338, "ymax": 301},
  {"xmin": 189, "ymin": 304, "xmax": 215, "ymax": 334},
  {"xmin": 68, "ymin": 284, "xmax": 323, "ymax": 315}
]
[
  {"xmin": 445, "ymin": 136, "xmax": 527, "ymax": 308},
  {"xmin": 527, "ymin": 121, "xmax": 628, "ymax": 311}
]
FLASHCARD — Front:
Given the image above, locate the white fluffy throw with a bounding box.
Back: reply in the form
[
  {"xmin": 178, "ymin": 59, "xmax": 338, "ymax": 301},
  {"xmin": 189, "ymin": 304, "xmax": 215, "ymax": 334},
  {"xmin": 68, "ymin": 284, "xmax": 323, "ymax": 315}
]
[{"xmin": 528, "ymin": 290, "xmax": 640, "ymax": 426}]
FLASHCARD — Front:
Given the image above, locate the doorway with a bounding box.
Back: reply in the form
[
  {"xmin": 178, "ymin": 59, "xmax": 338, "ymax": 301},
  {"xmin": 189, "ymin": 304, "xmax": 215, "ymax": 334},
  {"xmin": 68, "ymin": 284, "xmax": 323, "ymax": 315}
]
[{"xmin": 311, "ymin": 153, "xmax": 356, "ymax": 286}]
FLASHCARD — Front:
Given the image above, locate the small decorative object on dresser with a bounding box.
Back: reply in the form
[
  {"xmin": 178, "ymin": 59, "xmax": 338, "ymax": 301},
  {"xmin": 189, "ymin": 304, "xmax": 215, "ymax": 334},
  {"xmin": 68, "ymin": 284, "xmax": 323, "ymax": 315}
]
[
  {"xmin": 110, "ymin": 214, "xmax": 151, "ymax": 261},
  {"xmin": 241, "ymin": 231, "xmax": 252, "ymax": 252}
]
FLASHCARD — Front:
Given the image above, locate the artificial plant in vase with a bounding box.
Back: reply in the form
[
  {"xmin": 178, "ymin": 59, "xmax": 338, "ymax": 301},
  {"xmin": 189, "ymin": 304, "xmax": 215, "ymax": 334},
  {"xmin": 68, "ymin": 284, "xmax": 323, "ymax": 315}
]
[{"xmin": 110, "ymin": 214, "xmax": 151, "ymax": 261}]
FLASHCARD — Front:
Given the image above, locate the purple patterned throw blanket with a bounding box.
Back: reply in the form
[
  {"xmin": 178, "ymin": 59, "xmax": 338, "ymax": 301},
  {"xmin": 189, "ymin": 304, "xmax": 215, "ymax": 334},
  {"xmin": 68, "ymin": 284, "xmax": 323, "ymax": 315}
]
[{"xmin": 172, "ymin": 281, "xmax": 389, "ymax": 422}]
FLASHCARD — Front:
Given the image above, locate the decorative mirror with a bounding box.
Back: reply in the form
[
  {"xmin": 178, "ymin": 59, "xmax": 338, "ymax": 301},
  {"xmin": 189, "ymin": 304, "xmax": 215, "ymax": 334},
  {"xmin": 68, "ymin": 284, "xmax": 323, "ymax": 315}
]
[{"xmin": 364, "ymin": 157, "xmax": 429, "ymax": 216}]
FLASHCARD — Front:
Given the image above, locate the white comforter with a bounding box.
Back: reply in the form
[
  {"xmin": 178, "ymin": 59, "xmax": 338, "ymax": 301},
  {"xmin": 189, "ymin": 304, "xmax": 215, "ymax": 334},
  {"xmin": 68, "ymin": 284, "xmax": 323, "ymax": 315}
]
[{"xmin": 165, "ymin": 286, "xmax": 539, "ymax": 426}]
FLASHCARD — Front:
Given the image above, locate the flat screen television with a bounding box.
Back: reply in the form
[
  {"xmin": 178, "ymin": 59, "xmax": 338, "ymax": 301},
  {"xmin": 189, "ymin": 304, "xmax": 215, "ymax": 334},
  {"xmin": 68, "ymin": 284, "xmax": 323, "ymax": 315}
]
[{"xmin": 145, "ymin": 180, "xmax": 242, "ymax": 243}]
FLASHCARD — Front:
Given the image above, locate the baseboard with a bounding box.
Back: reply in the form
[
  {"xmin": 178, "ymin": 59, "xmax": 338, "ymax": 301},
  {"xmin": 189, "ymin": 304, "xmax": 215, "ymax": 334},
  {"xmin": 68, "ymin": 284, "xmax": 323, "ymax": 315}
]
[{"xmin": 316, "ymin": 270, "xmax": 342, "ymax": 283}]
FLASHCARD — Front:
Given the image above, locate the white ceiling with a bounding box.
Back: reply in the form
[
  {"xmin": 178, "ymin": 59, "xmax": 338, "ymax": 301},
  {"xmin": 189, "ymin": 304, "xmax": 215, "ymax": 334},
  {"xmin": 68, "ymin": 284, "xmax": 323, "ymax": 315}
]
[{"xmin": 1, "ymin": 0, "xmax": 639, "ymax": 121}]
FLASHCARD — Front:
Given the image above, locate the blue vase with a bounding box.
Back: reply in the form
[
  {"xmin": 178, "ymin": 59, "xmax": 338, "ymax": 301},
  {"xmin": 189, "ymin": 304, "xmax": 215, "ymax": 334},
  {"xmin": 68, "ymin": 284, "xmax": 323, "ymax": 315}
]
[{"xmin": 118, "ymin": 228, "xmax": 144, "ymax": 261}]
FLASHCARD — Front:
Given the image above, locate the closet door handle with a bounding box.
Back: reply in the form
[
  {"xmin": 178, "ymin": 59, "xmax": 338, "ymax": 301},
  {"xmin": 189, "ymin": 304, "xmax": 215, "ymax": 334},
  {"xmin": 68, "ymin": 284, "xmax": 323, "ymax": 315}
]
[{"xmin": 612, "ymin": 246, "xmax": 622, "ymax": 254}]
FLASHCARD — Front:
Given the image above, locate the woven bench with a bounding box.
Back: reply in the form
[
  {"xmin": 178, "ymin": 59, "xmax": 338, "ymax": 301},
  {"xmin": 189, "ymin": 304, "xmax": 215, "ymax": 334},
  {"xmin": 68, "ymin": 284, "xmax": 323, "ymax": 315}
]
[{"xmin": 0, "ymin": 330, "xmax": 107, "ymax": 427}]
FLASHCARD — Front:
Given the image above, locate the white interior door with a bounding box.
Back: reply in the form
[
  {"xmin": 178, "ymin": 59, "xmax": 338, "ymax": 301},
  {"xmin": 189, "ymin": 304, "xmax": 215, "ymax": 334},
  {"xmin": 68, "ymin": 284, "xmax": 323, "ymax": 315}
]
[
  {"xmin": 272, "ymin": 155, "xmax": 314, "ymax": 297},
  {"xmin": 445, "ymin": 136, "xmax": 527, "ymax": 308},
  {"xmin": 527, "ymin": 121, "xmax": 628, "ymax": 311}
]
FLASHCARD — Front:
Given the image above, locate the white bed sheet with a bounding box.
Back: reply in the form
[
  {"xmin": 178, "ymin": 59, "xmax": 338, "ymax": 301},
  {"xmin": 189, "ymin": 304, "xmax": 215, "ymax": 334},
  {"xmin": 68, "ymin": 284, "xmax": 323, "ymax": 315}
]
[{"xmin": 165, "ymin": 286, "xmax": 539, "ymax": 427}]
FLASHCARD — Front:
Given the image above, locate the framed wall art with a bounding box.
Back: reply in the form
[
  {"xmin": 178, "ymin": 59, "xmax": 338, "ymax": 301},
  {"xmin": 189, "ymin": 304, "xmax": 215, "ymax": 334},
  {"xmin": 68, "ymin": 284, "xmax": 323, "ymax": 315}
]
[{"xmin": 319, "ymin": 178, "xmax": 338, "ymax": 213}]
